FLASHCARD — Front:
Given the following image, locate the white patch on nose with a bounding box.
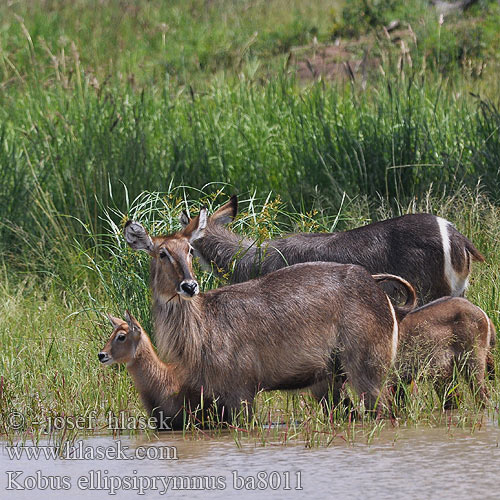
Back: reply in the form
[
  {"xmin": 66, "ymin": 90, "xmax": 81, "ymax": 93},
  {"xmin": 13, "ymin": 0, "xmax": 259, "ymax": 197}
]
[
  {"xmin": 99, "ymin": 353, "xmax": 113, "ymax": 365},
  {"xmin": 386, "ymin": 295, "xmax": 399, "ymax": 364},
  {"xmin": 437, "ymin": 217, "xmax": 468, "ymax": 296},
  {"xmin": 178, "ymin": 280, "xmax": 199, "ymax": 299}
]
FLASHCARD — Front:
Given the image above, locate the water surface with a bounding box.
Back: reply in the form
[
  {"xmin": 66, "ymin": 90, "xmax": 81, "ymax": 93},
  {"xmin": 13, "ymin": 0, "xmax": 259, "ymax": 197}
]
[{"xmin": 2, "ymin": 422, "xmax": 500, "ymax": 499}]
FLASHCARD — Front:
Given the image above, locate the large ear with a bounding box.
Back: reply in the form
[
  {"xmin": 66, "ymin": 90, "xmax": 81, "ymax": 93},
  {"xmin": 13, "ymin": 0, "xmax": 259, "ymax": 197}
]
[
  {"xmin": 124, "ymin": 310, "xmax": 142, "ymax": 339},
  {"xmin": 106, "ymin": 314, "xmax": 126, "ymax": 329},
  {"xmin": 210, "ymin": 195, "xmax": 238, "ymax": 226},
  {"xmin": 124, "ymin": 221, "xmax": 154, "ymax": 253},
  {"xmin": 179, "ymin": 210, "xmax": 191, "ymax": 228},
  {"xmin": 182, "ymin": 207, "xmax": 207, "ymax": 243}
]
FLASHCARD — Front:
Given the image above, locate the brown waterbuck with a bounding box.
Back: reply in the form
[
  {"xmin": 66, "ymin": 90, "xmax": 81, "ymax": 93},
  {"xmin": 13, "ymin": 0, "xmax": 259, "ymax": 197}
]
[
  {"xmin": 311, "ymin": 295, "xmax": 497, "ymax": 408},
  {"xmin": 99, "ymin": 312, "xmax": 224, "ymax": 430},
  {"xmin": 124, "ymin": 215, "xmax": 416, "ymax": 415},
  {"xmin": 395, "ymin": 296, "xmax": 496, "ymax": 404},
  {"xmin": 180, "ymin": 196, "xmax": 484, "ymax": 304}
]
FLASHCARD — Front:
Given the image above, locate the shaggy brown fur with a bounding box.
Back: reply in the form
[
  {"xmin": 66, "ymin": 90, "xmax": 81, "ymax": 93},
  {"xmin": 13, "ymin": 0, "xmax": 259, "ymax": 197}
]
[
  {"xmin": 395, "ymin": 296, "xmax": 496, "ymax": 402},
  {"xmin": 181, "ymin": 196, "xmax": 483, "ymax": 305},
  {"xmin": 309, "ymin": 297, "xmax": 496, "ymax": 409},
  {"xmin": 124, "ymin": 217, "xmax": 415, "ymax": 415}
]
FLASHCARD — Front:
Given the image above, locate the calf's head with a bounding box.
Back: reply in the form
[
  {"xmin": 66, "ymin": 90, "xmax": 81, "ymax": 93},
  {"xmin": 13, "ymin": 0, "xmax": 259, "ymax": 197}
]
[
  {"xmin": 98, "ymin": 312, "xmax": 143, "ymax": 365},
  {"xmin": 124, "ymin": 210, "xmax": 207, "ymax": 301}
]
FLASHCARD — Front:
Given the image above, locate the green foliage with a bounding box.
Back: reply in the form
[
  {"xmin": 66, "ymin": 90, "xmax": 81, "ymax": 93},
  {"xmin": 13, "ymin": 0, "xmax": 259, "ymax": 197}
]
[
  {"xmin": 0, "ymin": 0, "xmax": 500, "ymax": 442},
  {"xmin": 415, "ymin": 5, "xmax": 500, "ymax": 74},
  {"xmin": 2, "ymin": 73, "xmax": 500, "ymax": 267},
  {"xmin": 329, "ymin": 0, "xmax": 500, "ymax": 75},
  {"xmin": 0, "ymin": 0, "xmax": 333, "ymax": 87},
  {"xmin": 1, "ymin": 187, "xmax": 499, "ymax": 442},
  {"xmin": 330, "ymin": 0, "xmax": 408, "ymax": 38}
]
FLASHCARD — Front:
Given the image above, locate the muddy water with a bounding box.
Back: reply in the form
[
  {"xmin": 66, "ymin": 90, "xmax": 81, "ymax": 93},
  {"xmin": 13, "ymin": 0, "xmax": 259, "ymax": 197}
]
[{"xmin": 2, "ymin": 423, "xmax": 500, "ymax": 499}]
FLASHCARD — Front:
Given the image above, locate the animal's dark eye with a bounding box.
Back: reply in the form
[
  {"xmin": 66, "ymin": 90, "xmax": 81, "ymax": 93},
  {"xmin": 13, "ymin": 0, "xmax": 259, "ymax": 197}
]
[
  {"xmin": 117, "ymin": 333, "xmax": 126, "ymax": 342},
  {"xmin": 159, "ymin": 249, "xmax": 168, "ymax": 259}
]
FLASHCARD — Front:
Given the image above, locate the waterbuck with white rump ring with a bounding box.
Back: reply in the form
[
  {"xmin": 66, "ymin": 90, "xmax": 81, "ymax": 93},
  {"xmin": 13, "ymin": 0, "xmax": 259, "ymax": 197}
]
[{"xmin": 180, "ymin": 196, "xmax": 483, "ymax": 305}]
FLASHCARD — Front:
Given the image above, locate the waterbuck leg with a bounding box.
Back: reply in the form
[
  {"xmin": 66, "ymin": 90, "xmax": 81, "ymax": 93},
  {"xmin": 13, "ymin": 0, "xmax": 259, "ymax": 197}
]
[
  {"xmin": 340, "ymin": 349, "xmax": 392, "ymax": 413},
  {"xmin": 309, "ymin": 374, "xmax": 349, "ymax": 413},
  {"xmin": 467, "ymin": 350, "xmax": 489, "ymax": 404}
]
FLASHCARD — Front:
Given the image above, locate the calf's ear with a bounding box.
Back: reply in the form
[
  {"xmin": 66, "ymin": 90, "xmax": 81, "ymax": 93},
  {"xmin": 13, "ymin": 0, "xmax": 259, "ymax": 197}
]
[
  {"xmin": 106, "ymin": 314, "xmax": 126, "ymax": 328},
  {"xmin": 124, "ymin": 310, "xmax": 142, "ymax": 340}
]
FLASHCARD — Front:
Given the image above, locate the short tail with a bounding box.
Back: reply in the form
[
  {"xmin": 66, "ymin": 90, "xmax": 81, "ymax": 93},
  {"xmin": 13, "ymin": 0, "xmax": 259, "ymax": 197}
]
[
  {"xmin": 464, "ymin": 239, "xmax": 485, "ymax": 263},
  {"xmin": 372, "ymin": 273, "xmax": 417, "ymax": 320}
]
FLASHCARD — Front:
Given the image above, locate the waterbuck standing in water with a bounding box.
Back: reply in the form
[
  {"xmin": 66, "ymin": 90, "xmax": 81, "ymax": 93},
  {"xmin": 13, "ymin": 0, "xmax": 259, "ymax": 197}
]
[
  {"xmin": 99, "ymin": 312, "xmax": 225, "ymax": 430},
  {"xmin": 310, "ymin": 295, "xmax": 496, "ymax": 408},
  {"xmin": 124, "ymin": 214, "xmax": 416, "ymax": 416},
  {"xmin": 395, "ymin": 296, "xmax": 496, "ymax": 404}
]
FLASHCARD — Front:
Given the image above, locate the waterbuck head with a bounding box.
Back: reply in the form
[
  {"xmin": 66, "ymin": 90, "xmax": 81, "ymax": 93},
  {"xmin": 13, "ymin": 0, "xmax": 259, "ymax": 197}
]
[
  {"xmin": 124, "ymin": 210, "xmax": 207, "ymax": 301},
  {"xmin": 179, "ymin": 195, "xmax": 238, "ymax": 229},
  {"xmin": 98, "ymin": 312, "xmax": 143, "ymax": 365}
]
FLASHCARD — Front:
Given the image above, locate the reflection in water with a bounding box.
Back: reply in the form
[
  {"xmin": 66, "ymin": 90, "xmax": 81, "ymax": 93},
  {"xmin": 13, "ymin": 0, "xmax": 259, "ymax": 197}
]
[{"xmin": 1, "ymin": 422, "xmax": 500, "ymax": 499}]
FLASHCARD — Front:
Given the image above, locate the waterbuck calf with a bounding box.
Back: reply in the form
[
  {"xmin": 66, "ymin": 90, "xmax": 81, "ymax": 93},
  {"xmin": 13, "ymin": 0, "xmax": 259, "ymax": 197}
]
[
  {"xmin": 395, "ymin": 297, "xmax": 496, "ymax": 403},
  {"xmin": 124, "ymin": 215, "xmax": 415, "ymax": 415},
  {"xmin": 180, "ymin": 196, "xmax": 484, "ymax": 304},
  {"xmin": 99, "ymin": 312, "xmax": 222, "ymax": 430}
]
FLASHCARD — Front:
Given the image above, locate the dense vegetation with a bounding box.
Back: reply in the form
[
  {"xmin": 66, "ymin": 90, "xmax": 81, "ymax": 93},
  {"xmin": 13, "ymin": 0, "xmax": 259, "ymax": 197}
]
[{"xmin": 0, "ymin": 0, "xmax": 499, "ymax": 443}]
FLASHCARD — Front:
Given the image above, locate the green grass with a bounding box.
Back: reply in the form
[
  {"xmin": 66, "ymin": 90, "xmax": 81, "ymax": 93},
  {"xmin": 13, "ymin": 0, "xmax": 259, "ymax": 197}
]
[
  {"xmin": 1, "ymin": 1, "xmax": 500, "ymax": 261},
  {"xmin": 1, "ymin": 76, "xmax": 500, "ymax": 258},
  {"xmin": 0, "ymin": 0, "xmax": 337, "ymax": 88},
  {"xmin": 1, "ymin": 0, "xmax": 500, "ymax": 446},
  {"xmin": 2, "ymin": 0, "xmax": 499, "ymax": 88},
  {"xmin": 1, "ymin": 187, "xmax": 499, "ymax": 445}
]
